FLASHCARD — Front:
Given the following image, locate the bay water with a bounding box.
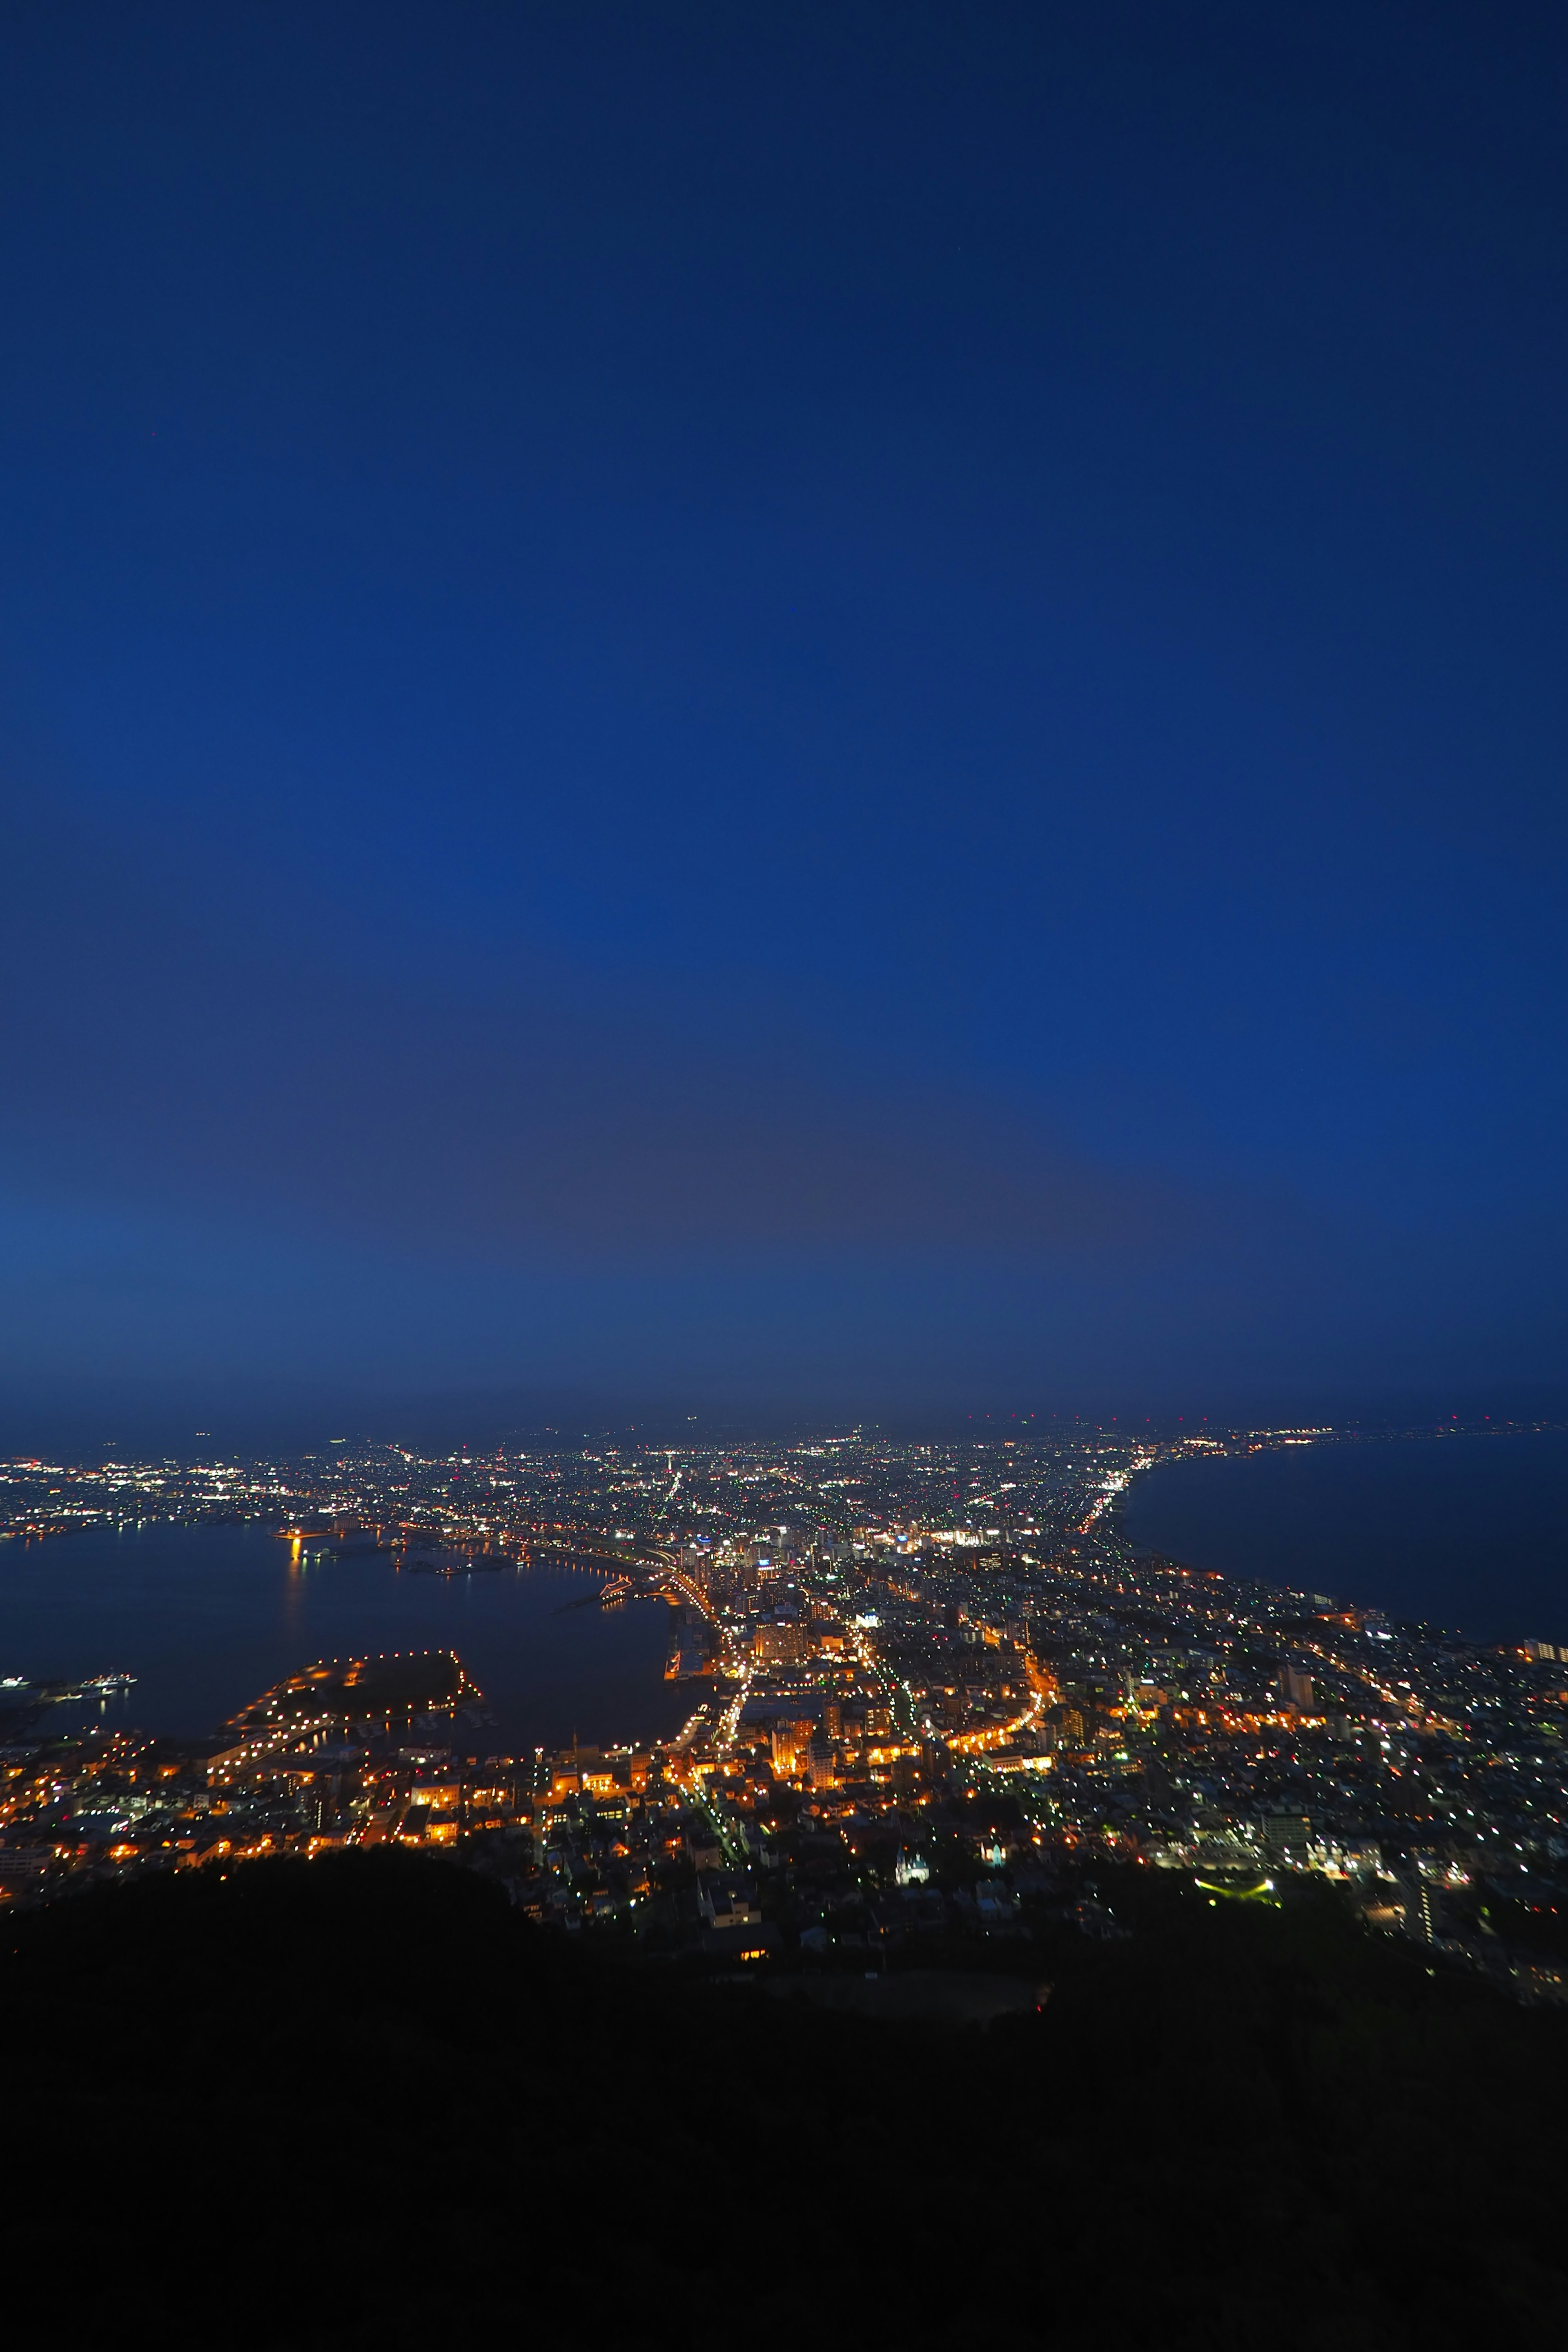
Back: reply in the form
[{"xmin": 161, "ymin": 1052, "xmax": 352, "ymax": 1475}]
[
  {"xmin": 0, "ymin": 1519, "xmax": 687, "ymax": 1755},
  {"xmin": 1118, "ymin": 1429, "xmax": 1568, "ymax": 1643}
]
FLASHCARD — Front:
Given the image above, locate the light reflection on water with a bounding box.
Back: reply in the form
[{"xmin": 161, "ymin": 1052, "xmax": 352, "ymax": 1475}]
[{"xmin": 0, "ymin": 1519, "xmax": 689, "ymax": 1754}]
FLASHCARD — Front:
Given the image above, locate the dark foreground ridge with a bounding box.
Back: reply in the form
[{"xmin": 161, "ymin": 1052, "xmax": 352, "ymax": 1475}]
[{"xmin": 4, "ymin": 1853, "xmax": 1567, "ymax": 2349}]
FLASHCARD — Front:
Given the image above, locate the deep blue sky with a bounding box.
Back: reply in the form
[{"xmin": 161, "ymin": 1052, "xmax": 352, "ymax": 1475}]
[{"xmin": 1, "ymin": 1, "xmax": 1565, "ymax": 1426}]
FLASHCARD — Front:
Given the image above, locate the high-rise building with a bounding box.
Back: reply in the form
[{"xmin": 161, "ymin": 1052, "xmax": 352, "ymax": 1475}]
[{"xmin": 1280, "ymin": 1662, "xmax": 1314, "ymax": 1710}]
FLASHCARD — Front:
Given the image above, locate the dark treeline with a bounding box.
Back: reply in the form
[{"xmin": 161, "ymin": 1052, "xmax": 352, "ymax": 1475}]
[{"xmin": 3, "ymin": 1854, "xmax": 1566, "ymax": 2347}]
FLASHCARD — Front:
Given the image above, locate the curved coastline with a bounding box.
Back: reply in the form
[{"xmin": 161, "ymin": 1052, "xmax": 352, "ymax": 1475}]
[
  {"xmin": 0, "ymin": 1518, "xmax": 687, "ymax": 1754},
  {"xmin": 1112, "ymin": 1425, "xmax": 1568, "ymax": 1645}
]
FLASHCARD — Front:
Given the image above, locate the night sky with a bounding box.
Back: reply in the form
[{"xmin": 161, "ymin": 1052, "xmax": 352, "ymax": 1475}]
[{"xmin": 1, "ymin": 3, "xmax": 1565, "ymax": 1428}]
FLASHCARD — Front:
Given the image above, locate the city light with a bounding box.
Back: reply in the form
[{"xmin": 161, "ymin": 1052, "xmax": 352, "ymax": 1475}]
[{"xmin": 0, "ymin": 1424, "xmax": 1561, "ymax": 1998}]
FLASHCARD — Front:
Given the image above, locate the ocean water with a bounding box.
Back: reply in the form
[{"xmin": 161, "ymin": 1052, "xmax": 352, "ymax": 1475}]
[
  {"xmin": 0, "ymin": 1519, "xmax": 688, "ymax": 1755},
  {"xmin": 1118, "ymin": 1430, "xmax": 1568, "ymax": 1644}
]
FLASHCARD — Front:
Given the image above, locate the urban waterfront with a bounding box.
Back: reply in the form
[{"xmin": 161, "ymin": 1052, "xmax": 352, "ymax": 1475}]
[
  {"xmin": 1119, "ymin": 1429, "xmax": 1568, "ymax": 1644},
  {"xmin": 2, "ymin": 1421, "xmax": 1568, "ymax": 2006},
  {"xmin": 0, "ymin": 1519, "xmax": 686, "ymax": 1756}
]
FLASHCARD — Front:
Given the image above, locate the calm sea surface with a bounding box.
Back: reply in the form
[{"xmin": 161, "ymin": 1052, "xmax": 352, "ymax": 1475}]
[
  {"xmin": 1118, "ymin": 1430, "xmax": 1568, "ymax": 1644},
  {"xmin": 0, "ymin": 1520, "xmax": 688, "ymax": 1755}
]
